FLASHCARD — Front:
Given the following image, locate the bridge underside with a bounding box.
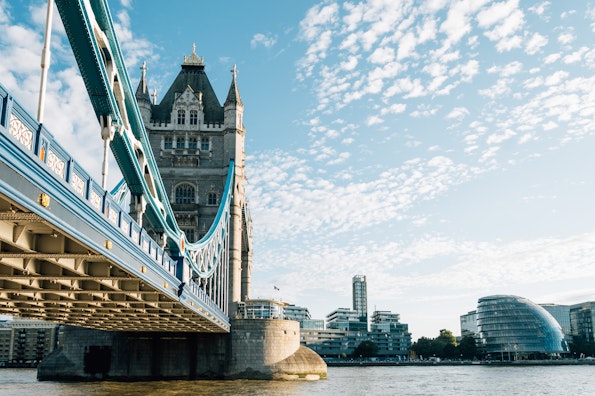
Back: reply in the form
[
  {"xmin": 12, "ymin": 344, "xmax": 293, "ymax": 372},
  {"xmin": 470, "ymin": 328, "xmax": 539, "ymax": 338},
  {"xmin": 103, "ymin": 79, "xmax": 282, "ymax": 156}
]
[{"xmin": 0, "ymin": 190, "xmax": 224, "ymax": 333}]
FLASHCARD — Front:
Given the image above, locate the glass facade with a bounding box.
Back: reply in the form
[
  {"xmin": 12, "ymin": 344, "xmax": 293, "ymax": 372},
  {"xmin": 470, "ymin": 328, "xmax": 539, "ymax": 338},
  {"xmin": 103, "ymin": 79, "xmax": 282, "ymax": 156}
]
[
  {"xmin": 352, "ymin": 275, "xmax": 367, "ymax": 325},
  {"xmin": 477, "ymin": 295, "xmax": 568, "ymax": 359}
]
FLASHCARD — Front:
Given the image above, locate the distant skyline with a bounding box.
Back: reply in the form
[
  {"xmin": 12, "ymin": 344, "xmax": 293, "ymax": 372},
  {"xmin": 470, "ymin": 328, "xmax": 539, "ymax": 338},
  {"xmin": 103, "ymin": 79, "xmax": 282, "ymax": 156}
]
[{"xmin": 2, "ymin": 0, "xmax": 595, "ymax": 339}]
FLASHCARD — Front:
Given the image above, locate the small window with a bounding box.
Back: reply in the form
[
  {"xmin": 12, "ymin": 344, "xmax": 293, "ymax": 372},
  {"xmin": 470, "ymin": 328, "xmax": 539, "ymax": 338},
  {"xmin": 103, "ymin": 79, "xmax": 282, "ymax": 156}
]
[
  {"xmin": 188, "ymin": 138, "xmax": 197, "ymax": 149},
  {"xmin": 164, "ymin": 137, "xmax": 173, "ymax": 149},
  {"xmin": 177, "ymin": 109, "xmax": 185, "ymax": 124},
  {"xmin": 183, "ymin": 228, "xmax": 195, "ymax": 243},
  {"xmin": 190, "ymin": 110, "xmax": 198, "ymax": 125},
  {"xmin": 176, "ymin": 137, "xmax": 185, "ymax": 149},
  {"xmin": 201, "ymin": 137, "xmax": 210, "ymax": 151},
  {"xmin": 207, "ymin": 192, "xmax": 217, "ymax": 205},
  {"xmin": 176, "ymin": 184, "xmax": 195, "ymax": 204}
]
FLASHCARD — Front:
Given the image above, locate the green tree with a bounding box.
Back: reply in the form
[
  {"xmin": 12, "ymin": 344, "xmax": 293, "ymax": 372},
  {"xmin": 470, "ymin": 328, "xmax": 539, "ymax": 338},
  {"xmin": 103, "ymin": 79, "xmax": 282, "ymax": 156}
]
[
  {"xmin": 410, "ymin": 336, "xmax": 435, "ymax": 359},
  {"xmin": 458, "ymin": 334, "xmax": 478, "ymax": 359},
  {"xmin": 434, "ymin": 329, "xmax": 457, "ymax": 359},
  {"xmin": 352, "ymin": 340, "xmax": 378, "ymax": 357}
]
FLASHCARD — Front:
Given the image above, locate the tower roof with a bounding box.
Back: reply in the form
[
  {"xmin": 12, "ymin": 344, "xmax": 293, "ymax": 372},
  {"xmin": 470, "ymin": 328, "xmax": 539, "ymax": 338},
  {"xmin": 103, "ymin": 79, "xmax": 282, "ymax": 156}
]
[{"xmin": 151, "ymin": 45, "xmax": 223, "ymax": 124}]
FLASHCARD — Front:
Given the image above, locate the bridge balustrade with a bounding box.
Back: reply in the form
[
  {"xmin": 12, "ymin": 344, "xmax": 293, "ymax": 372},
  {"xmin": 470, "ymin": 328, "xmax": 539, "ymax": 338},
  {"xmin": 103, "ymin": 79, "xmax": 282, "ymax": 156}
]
[{"xmin": 0, "ymin": 84, "xmax": 181, "ymax": 289}]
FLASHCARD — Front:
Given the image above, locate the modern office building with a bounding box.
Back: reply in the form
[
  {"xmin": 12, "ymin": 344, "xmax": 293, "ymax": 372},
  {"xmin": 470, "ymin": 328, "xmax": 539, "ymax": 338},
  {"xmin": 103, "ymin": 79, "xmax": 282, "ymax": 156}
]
[
  {"xmin": 352, "ymin": 275, "xmax": 368, "ymax": 328},
  {"xmin": 477, "ymin": 295, "xmax": 568, "ymax": 360},
  {"xmin": 283, "ymin": 304, "xmax": 310, "ymax": 322},
  {"xmin": 301, "ymin": 319, "xmax": 325, "ymax": 330},
  {"xmin": 0, "ymin": 318, "xmax": 60, "ymax": 366},
  {"xmin": 460, "ymin": 310, "xmax": 478, "ymax": 336},
  {"xmin": 236, "ymin": 299, "xmax": 286, "ymax": 319},
  {"xmin": 540, "ymin": 303, "xmax": 571, "ymax": 340},
  {"xmin": 304, "ymin": 310, "xmax": 411, "ymax": 357},
  {"xmin": 300, "ymin": 329, "xmax": 368, "ymax": 357},
  {"xmin": 368, "ymin": 310, "xmax": 411, "ymax": 357},
  {"xmin": 569, "ymin": 301, "xmax": 595, "ymax": 343},
  {"xmin": 326, "ymin": 308, "xmax": 367, "ymax": 332}
]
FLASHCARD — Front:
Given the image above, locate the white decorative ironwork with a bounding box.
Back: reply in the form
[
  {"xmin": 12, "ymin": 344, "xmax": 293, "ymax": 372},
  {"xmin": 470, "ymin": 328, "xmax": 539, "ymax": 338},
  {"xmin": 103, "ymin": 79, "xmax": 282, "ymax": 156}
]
[
  {"xmin": 9, "ymin": 114, "xmax": 33, "ymax": 151},
  {"xmin": 121, "ymin": 220, "xmax": 130, "ymax": 235},
  {"xmin": 90, "ymin": 190, "xmax": 101, "ymax": 210},
  {"xmin": 71, "ymin": 172, "xmax": 85, "ymax": 196},
  {"xmin": 108, "ymin": 206, "xmax": 118, "ymax": 225},
  {"xmin": 46, "ymin": 150, "xmax": 65, "ymax": 178}
]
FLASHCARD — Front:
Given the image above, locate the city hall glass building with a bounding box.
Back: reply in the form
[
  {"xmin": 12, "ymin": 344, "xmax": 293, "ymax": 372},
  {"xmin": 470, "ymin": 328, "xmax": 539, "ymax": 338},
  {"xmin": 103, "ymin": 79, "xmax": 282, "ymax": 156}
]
[{"xmin": 477, "ymin": 295, "xmax": 568, "ymax": 359}]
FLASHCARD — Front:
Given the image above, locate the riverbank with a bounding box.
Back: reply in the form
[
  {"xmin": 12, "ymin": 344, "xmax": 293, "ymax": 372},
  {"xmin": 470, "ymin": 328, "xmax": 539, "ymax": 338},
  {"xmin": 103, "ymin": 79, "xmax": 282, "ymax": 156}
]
[{"xmin": 324, "ymin": 358, "xmax": 595, "ymax": 367}]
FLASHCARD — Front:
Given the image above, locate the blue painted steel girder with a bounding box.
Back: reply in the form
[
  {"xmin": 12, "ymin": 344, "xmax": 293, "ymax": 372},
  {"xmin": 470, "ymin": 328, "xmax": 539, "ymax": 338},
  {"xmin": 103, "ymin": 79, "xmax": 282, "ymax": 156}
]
[{"xmin": 54, "ymin": 0, "xmax": 115, "ymax": 122}]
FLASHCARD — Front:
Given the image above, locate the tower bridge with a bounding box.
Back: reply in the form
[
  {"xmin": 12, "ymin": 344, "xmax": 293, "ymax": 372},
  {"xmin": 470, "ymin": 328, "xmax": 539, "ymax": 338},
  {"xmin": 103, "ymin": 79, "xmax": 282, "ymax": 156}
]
[{"xmin": 0, "ymin": 0, "xmax": 325, "ymax": 380}]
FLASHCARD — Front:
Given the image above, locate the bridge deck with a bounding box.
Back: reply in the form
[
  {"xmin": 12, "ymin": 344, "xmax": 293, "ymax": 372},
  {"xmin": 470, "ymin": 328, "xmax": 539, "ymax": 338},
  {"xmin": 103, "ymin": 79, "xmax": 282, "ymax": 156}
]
[{"xmin": 0, "ymin": 85, "xmax": 229, "ymax": 333}]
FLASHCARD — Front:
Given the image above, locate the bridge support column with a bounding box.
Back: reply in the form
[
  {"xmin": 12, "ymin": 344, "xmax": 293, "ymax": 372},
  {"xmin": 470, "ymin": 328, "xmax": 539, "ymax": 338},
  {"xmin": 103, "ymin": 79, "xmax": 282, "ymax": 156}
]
[
  {"xmin": 227, "ymin": 319, "xmax": 327, "ymax": 380},
  {"xmin": 38, "ymin": 326, "xmax": 228, "ymax": 381},
  {"xmin": 37, "ymin": 321, "xmax": 327, "ymax": 381}
]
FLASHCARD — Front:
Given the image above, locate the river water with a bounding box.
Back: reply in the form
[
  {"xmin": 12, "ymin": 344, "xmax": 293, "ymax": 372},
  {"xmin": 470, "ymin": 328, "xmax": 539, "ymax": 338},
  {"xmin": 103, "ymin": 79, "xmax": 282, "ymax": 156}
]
[{"xmin": 0, "ymin": 365, "xmax": 593, "ymax": 395}]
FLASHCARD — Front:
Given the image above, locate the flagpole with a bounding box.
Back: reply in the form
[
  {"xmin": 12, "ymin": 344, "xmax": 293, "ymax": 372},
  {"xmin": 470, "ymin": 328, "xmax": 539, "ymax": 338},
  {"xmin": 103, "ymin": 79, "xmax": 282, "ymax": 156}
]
[{"xmin": 37, "ymin": 0, "xmax": 54, "ymax": 123}]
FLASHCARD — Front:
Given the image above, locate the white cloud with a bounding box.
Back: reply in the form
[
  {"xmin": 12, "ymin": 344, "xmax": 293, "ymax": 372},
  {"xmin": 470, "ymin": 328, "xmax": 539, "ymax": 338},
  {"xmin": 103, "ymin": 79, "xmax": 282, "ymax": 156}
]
[
  {"xmin": 368, "ymin": 46, "xmax": 395, "ymax": 64},
  {"xmin": 486, "ymin": 129, "xmax": 516, "ymax": 145},
  {"xmin": 367, "ymin": 115, "xmax": 384, "ymax": 125},
  {"xmin": 557, "ymin": 31, "xmax": 575, "ymax": 45},
  {"xmin": 381, "ymin": 103, "xmax": 406, "ymax": 115},
  {"xmin": 525, "ymin": 32, "xmax": 548, "ymax": 55},
  {"xmin": 446, "ymin": 106, "xmax": 469, "ymax": 120},
  {"xmin": 251, "ymin": 33, "xmax": 277, "ymax": 48}
]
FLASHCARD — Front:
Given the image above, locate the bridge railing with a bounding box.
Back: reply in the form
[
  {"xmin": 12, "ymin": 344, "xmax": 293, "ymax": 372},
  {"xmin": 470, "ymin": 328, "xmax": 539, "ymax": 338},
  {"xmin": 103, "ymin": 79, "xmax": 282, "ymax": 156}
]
[{"xmin": 0, "ymin": 83, "xmax": 178, "ymax": 278}]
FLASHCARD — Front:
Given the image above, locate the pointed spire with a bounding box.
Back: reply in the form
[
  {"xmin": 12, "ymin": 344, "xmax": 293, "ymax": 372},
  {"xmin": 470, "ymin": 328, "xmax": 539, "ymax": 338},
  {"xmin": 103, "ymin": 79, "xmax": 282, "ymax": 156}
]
[
  {"xmin": 225, "ymin": 64, "xmax": 243, "ymax": 107},
  {"xmin": 135, "ymin": 61, "xmax": 151, "ymax": 102},
  {"xmin": 140, "ymin": 61, "xmax": 147, "ymax": 93}
]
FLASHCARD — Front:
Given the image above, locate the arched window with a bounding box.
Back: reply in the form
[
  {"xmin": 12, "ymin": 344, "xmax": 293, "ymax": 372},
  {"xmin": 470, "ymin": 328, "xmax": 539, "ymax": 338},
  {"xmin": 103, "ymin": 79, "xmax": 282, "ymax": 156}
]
[
  {"xmin": 175, "ymin": 184, "xmax": 195, "ymax": 204},
  {"xmin": 177, "ymin": 109, "xmax": 185, "ymax": 124},
  {"xmin": 207, "ymin": 192, "xmax": 217, "ymax": 206},
  {"xmin": 189, "ymin": 110, "xmax": 198, "ymax": 125}
]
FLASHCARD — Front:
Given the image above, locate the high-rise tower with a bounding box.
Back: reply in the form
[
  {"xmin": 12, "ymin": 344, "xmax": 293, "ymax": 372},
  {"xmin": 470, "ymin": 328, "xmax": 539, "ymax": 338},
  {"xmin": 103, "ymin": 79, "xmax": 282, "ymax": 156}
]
[{"xmin": 352, "ymin": 274, "xmax": 368, "ymax": 327}]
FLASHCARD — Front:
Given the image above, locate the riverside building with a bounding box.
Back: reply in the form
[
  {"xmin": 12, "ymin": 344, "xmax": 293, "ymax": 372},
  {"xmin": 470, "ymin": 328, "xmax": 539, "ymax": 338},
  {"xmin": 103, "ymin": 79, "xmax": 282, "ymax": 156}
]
[
  {"xmin": 352, "ymin": 275, "xmax": 368, "ymax": 329},
  {"xmin": 476, "ymin": 295, "xmax": 568, "ymax": 360},
  {"xmin": 569, "ymin": 301, "xmax": 595, "ymax": 343},
  {"xmin": 0, "ymin": 318, "xmax": 60, "ymax": 366}
]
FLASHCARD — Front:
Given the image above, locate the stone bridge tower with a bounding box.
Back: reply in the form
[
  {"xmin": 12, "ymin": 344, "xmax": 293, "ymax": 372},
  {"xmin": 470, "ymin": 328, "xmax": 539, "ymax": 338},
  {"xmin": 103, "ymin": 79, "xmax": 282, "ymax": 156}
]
[{"xmin": 134, "ymin": 45, "xmax": 252, "ymax": 315}]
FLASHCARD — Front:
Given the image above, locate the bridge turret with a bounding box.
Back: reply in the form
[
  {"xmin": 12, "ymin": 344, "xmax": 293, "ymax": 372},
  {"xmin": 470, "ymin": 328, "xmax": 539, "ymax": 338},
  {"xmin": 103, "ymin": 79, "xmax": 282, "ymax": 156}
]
[{"xmin": 223, "ymin": 65, "xmax": 249, "ymax": 315}]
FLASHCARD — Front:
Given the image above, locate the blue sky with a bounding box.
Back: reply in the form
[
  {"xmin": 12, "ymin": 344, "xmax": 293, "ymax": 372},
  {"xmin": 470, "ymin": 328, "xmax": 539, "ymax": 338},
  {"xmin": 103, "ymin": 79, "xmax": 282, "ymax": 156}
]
[{"xmin": 2, "ymin": 0, "xmax": 595, "ymax": 339}]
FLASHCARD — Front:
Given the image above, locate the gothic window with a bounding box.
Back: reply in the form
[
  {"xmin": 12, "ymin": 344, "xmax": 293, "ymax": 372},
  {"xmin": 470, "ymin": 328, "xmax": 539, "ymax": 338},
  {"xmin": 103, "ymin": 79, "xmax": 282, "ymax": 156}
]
[
  {"xmin": 177, "ymin": 109, "xmax": 185, "ymax": 125},
  {"xmin": 176, "ymin": 137, "xmax": 185, "ymax": 149},
  {"xmin": 190, "ymin": 110, "xmax": 198, "ymax": 125},
  {"xmin": 164, "ymin": 137, "xmax": 173, "ymax": 149},
  {"xmin": 201, "ymin": 137, "xmax": 210, "ymax": 151},
  {"xmin": 175, "ymin": 184, "xmax": 195, "ymax": 204},
  {"xmin": 188, "ymin": 138, "xmax": 197, "ymax": 149},
  {"xmin": 207, "ymin": 192, "xmax": 217, "ymax": 206}
]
